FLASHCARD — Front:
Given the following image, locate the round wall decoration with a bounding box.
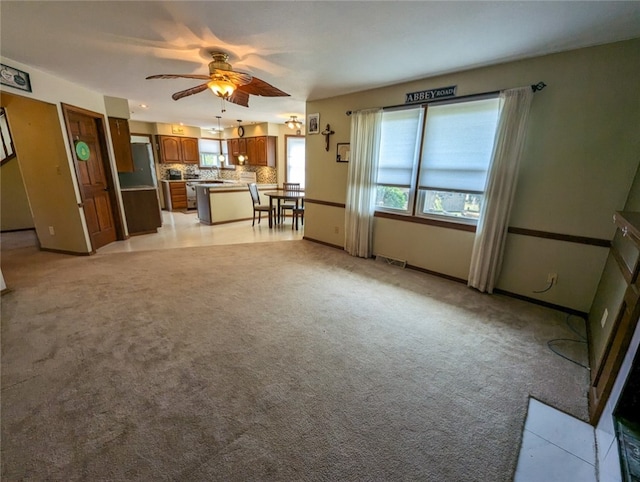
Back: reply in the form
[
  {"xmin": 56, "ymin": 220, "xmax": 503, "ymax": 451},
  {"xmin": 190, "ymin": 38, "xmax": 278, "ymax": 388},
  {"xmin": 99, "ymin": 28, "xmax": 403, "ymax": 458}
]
[{"xmin": 75, "ymin": 141, "xmax": 90, "ymax": 161}]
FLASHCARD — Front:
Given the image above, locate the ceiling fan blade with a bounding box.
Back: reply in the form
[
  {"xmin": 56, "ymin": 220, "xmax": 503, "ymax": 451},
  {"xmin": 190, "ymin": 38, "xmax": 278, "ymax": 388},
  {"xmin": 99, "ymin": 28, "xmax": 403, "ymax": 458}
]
[
  {"xmin": 146, "ymin": 74, "xmax": 211, "ymax": 80},
  {"xmin": 236, "ymin": 76, "xmax": 290, "ymax": 97},
  {"xmin": 209, "ymin": 68, "xmax": 253, "ymax": 86},
  {"xmin": 227, "ymin": 90, "xmax": 250, "ymax": 107},
  {"xmin": 172, "ymin": 83, "xmax": 209, "ymax": 101}
]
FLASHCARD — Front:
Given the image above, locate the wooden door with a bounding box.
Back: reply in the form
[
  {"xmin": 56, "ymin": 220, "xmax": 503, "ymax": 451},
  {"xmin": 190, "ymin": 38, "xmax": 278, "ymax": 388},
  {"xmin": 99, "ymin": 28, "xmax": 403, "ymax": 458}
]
[
  {"xmin": 108, "ymin": 117, "xmax": 134, "ymax": 172},
  {"xmin": 181, "ymin": 137, "xmax": 199, "ymax": 164},
  {"xmin": 159, "ymin": 136, "xmax": 182, "ymax": 163},
  {"xmin": 65, "ymin": 107, "xmax": 117, "ymax": 250}
]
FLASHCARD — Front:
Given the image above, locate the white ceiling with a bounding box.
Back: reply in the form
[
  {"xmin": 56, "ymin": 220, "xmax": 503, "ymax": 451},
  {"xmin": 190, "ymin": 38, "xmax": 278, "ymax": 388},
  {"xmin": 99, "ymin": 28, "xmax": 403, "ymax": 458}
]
[{"xmin": 1, "ymin": 1, "xmax": 639, "ymax": 130}]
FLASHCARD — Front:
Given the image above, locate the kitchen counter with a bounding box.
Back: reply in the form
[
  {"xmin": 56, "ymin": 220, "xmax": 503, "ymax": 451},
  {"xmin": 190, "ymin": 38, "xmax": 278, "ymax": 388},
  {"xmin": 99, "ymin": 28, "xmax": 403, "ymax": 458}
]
[{"xmin": 121, "ymin": 185, "xmax": 157, "ymax": 191}]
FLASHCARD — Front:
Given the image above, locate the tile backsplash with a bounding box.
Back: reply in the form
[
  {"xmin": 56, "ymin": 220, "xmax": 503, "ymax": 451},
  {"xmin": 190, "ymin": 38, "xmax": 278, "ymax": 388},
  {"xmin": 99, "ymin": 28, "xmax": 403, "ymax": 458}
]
[{"xmin": 157, "ymin": 164, "xmax": 276, "ymax": 184}]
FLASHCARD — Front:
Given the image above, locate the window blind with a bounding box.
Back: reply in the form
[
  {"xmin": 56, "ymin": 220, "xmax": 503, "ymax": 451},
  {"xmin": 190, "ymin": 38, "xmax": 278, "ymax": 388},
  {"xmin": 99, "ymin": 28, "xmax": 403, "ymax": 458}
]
[
  {"xmin": 419, "ymin": 98, "xmax": 500, "ymax": 192},
  {"xmin": 376, "ymin": 107, "xmax": 423, "ymax": 186}
]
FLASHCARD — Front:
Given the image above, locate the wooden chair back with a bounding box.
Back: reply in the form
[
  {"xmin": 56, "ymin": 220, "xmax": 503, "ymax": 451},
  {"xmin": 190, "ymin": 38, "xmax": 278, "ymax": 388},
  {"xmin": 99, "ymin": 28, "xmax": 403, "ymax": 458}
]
[{"xmin": 283, "ymin": 182, "xmax": 301, "ymax": 193}]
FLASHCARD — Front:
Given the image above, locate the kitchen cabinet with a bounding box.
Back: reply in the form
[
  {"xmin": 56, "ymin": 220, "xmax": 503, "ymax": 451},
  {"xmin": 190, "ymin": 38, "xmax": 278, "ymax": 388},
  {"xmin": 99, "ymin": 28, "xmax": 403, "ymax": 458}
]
[
  {"xmin": 158, "ymin": 135, "xmax": 199, "ymax": 164},
  {"xmin": 588, "ymin": 211, "xmax": 640, "ymax": 423},
  {"xmin": 252, "ymin": 136, "xmax": 276, "ymax": 167},
  {"xmin": 121, "ymin": 188, "xmax": 162, "ymax": 235},
  {"xmin": 161, "ymin": 181, "xmax": 187, "ymax": 211},
  {"xmin": 108, "ymin": 117, "xmax": 134, "ymax": 172},
  {"xmin": 227, "ymin": 136, "xmax": 276, "ymax": 167}
]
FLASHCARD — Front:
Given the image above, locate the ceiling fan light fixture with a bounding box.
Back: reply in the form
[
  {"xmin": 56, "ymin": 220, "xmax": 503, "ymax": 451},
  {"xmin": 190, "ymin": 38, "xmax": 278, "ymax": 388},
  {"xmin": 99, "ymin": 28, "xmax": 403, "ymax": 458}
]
[
  {"xmin": 208, "ymin": 79, "xmax": 236, "ymax": 98},
  {"xmin": 285, "ymin": 115, "xmax": 302, "ymax": 130}
]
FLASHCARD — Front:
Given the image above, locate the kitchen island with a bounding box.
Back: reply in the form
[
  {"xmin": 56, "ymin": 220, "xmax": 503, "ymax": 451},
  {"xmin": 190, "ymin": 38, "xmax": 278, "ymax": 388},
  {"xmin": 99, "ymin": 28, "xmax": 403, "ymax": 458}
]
[{"xmin": 196, "ymin": 182, "xmax": 277, "ymax": 225}]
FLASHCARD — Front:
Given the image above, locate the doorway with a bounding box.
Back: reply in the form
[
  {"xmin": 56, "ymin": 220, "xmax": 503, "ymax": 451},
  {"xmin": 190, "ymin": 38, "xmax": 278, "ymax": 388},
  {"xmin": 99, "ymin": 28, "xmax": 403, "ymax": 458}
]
[
  {"xmin": 62, "ymin": 103, "xmax": 124, "ymax": 250},
  {"xmin": 285, "ymin": 135, "xmax": 305, "ymax": 188}
]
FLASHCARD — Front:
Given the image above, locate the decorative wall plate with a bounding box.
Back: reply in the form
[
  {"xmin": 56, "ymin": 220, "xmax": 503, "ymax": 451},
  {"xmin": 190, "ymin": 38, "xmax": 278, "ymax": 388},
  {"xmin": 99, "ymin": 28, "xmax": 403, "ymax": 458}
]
[{"xmin": 75, "ymin": 140, "xmax": 90, "ymax": 161}]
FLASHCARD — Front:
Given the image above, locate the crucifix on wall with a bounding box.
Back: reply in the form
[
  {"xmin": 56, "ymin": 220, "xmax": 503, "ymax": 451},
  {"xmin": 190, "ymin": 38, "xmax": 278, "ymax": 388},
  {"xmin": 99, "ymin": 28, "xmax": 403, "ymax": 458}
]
[{"xmin": 321, "ymin": 124, "xmax": 335, "ymax": 151}]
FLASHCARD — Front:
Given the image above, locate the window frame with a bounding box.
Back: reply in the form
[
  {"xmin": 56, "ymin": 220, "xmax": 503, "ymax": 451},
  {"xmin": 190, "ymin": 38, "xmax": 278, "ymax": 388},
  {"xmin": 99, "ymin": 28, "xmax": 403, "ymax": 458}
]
[{"xmin": 374, "ymin": 93, "xmax": 500, "ymax": 228}]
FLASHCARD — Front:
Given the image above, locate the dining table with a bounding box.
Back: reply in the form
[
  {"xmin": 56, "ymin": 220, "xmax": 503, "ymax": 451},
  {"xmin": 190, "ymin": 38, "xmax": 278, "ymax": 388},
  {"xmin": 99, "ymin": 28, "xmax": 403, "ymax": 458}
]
[{"xmin": 263, "ymin": 190, "xmax": 305, "ymax": 227}]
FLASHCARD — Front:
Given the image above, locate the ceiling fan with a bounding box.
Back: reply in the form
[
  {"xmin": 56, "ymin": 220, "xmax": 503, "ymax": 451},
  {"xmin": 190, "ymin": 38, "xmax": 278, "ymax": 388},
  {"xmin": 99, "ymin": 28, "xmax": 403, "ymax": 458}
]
[{"xmin": 146, "ymin": 51, "xmax": 289, "ymax": 108}]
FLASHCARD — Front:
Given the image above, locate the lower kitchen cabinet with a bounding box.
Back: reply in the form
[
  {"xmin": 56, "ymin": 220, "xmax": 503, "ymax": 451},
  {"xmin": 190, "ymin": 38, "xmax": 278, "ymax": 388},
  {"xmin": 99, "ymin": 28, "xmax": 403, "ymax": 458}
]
[
  {"xmin": 121, "ymin": 188, "xmax": 162, "ymax": 235},
  {"xmin": 162, "ymin": 181, "xmax": 187, "ymax": 211}
]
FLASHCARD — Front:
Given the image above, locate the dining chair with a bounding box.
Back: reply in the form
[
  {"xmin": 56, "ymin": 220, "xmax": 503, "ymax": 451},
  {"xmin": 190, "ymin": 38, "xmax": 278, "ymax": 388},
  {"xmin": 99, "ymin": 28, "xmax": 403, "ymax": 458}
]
[
  {"xmin": 280, "ymin": 182, "xmax": 301, "ymax": 224},
  {"xmin": 292, "ymin": 203, "xmax": 305, "ymax": 231},
  {"xmin": 247, "ymin": 183, "xmax": 275, "ymax": 226}
]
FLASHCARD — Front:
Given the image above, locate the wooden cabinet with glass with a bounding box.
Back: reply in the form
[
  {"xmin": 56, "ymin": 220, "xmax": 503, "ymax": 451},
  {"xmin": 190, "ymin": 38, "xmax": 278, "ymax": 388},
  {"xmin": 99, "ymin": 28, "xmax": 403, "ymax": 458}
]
[
  {"xmin": 157, "ymin": 135, "xmax": 199, "ymax": 164},
  {"xmin": 588, "ymin": 211, "xmax": 640, "ymax": 423}
]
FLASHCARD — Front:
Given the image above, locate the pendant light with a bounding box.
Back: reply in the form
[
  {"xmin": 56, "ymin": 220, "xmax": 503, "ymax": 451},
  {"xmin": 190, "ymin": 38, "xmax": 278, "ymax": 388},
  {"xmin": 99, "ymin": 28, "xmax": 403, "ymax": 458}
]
[{"xmin": 216, "ymin": 116, "xmax": 225, "ymax": 165}]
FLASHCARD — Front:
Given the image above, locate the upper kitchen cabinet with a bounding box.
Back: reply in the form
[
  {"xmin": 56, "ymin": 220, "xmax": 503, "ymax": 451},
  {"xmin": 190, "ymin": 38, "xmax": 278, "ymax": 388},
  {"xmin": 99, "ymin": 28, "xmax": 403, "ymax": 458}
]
[
  {"xmin": 227, "ymin": 136, "xmax": 276, "ymax": 167},
  {"xmin": 158, "ymin": 135, "xmax": 199, "ymax": 164},
  {"xmin": 108, "ymin": 117, "xmax": 134, "ymax": 172},
  {"xmin": 253, "ymin": 136, "xmax": 276, "ymax": 167}
]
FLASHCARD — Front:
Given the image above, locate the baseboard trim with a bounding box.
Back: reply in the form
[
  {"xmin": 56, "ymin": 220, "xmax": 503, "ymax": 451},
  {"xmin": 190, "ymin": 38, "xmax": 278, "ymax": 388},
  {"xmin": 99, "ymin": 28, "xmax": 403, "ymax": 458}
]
[
  {"xmin": 302, "ymin": 236, "xmax": 344, "ymax": 250},
  {"xmin": 1, "ymin": 227, "xmax": 36, "ymax": 233},
  {"xmin": 405, "ymin": 263, "xmax": 468, "ymax": 284},
  {"xmin": 40, "ymin": 247, "xmax": 93, "ymax": 256},
  {"xmin": 493, "ymin": 288, "xmax": 588, "ymax": 318}
]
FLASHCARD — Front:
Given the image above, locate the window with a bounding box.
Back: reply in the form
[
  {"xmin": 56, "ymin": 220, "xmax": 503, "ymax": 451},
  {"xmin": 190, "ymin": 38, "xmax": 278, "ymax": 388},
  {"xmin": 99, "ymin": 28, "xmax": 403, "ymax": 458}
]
[
  {"xmin": 198, "ymin": 138, "xmax": 227, "ymax": 168},
  {"xmin": 375, "ymin": 96, "xmax": 500, "ymax": 224},
  {"xmin": 286, "ymin": 136, "xmax": 305, "ymax": 188},
  {"xmin": 375, "ymin": 108, "xmax": 423, "ymax": 211}
]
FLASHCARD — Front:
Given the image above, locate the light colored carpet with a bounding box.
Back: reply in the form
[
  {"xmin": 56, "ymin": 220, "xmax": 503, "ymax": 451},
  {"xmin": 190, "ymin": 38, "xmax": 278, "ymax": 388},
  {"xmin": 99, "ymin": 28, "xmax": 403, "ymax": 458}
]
[{"xmin": 1, "ymin": 239, "xmax": 589, "ymax": 481}]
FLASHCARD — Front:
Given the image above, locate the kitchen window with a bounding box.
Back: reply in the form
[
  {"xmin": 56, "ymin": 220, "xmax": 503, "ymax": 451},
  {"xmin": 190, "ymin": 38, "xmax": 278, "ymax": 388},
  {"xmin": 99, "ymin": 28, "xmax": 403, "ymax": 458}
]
[
  {"xmin": 199, "ymin": 138, "xmax": 228, "ymax": 168},
  {"xmin": 375, "ymin": 96, "xmax": 500, "ymax": 225}
]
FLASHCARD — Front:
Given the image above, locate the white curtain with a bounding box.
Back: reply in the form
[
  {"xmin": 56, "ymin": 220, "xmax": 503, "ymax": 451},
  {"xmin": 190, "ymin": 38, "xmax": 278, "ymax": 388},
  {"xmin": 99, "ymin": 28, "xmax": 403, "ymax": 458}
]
[
  {"xmin": 344, "ymin": 108, "xmax": 383, "ymax": 257},
  {"xmin": 468, "ymin": 87, "xmax": 534, "ymax": 293}
]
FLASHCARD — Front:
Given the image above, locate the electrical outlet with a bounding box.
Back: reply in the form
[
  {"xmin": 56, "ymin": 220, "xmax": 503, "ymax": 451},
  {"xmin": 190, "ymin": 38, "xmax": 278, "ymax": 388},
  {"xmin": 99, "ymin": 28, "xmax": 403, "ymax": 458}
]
[
  {"xmin": 547, "ymin": 273, "xmax": 558, "ymax": 284},
  {"xmin": 334, "ymin": 226, "xmax": 339, "ymax": 234},
  {"xmin": 48, "ymin": 226, "xmax": 55, "ymax": 235},
  {"xmin": 601, "ymin": 308, "xmax": 608, "ymax": 328}
]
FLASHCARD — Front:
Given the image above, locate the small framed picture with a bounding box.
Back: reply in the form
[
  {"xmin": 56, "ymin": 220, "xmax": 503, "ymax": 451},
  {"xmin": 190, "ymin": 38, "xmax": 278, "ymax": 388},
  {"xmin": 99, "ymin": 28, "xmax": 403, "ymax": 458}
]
[
  {"xmin": 0, "ymin": 64, "xmax": 32, "ymax": 92},
  {"xmin": 336, "ymin": 143, "xmax": 350, "ymax": 162},
  {"xmin": 307, "ymin": 113, "xmax": 319, "ymax": 135}
]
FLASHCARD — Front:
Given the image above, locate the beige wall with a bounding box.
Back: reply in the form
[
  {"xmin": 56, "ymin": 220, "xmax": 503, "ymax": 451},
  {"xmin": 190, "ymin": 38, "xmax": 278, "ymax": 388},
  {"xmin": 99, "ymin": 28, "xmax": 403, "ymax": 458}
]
[
  {"xmin": 1, "ymin": 93, "xmax": 89, "ymax": 252},
  {"xmin": 1, "ymin": 156, "xmax": 34, "ymax": 231},
  {"xmin": 305, "ymin": 38, "xmax": 640, "ymax": 312}
]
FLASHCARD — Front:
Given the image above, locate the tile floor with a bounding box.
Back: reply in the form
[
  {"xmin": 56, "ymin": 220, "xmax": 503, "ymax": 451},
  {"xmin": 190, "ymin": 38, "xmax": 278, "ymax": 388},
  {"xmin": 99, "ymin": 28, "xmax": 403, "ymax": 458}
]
[
  {"xmin": 515, "ymin": 398, "xmax": 597, "ymax": 481},
  {"xmin": 97, "ymin": 210, "xmax": 303, "ymax": 254}
]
